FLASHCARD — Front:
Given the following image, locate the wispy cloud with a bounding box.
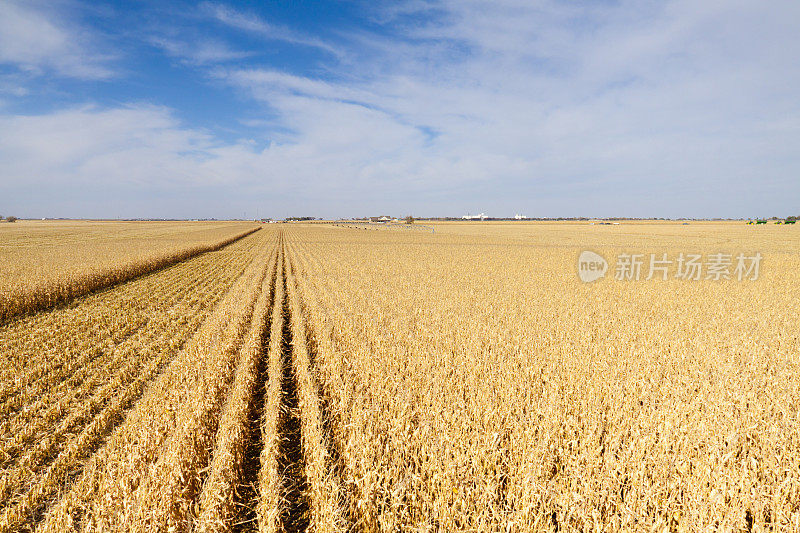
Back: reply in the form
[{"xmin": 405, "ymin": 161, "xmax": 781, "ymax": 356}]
[
  {"xmin": 149, "ymin": 36, "xmax": 252, "ymax": 66},
  {"xmin": 200, "ymin": 2, "xmax": 343, "ymax": 58},
  {"xmin": 0, "ymin": 0, "xmax": 113, "ymax": 79},
  {"xmin": 218, "ymin": 68, "xmax": 380, "ymax": 108}
]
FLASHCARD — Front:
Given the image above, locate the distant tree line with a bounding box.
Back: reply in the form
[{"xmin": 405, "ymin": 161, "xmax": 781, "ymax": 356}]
[{"xmin": 760, "ymin": 215, "xmax": 798, "ymax": 221}]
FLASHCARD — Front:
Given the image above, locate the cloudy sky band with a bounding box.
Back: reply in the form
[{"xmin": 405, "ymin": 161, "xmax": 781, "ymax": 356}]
[{"xmin": 0, "ymin": 0, "xmax": 798, "ymax": 219}]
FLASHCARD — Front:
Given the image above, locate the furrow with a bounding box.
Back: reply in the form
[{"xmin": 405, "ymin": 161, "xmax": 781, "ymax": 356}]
[
  {"xmin": 255, "ymin": 238, "xmax": 290, "ymax": 533},
  {"xmin": 283, "ymin": 239, "xmax": 347, "ymax": 533},
  {"xmin": 195, "ymin": 251, "xmax": 281, "ymax": 533},
  {"xmin": 30, "ymin": 231, "xmax": 279, "ymax": 533},
  {"xmin": 125, "ymin": 244, "xmax": 277, "ymax": 532}
]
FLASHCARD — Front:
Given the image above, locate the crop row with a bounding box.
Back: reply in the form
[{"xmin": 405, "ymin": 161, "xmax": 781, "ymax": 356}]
[
  {"xmin": 29, "ymin": 230, "xmax": 358, "ymax": 532},
  {"xmin": 0, "ymin": 229, "xmax": 277, "ymax": 532},
  {"xmin": 32, "ymin": 231, "xmax": 279, "ymax": 532},
  {"xmin": 0, "ymin": 228, "xmax": 267, "ymax": 462},
  {"xmin": 0, "ymin": 251, "xmax": 232, "ymax": 441}
]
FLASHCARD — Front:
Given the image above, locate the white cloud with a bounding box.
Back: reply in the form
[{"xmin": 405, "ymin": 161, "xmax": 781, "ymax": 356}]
[
  {"xmin": 0, "ymin": 105, "xmax": 216, "ymax": 186},
  {"xmin": 213, "ymin": 0, "xmax": 800, "ymax": 216},
  {"xmin": 2, "ymin": 0, "xmax": 799, "ymax": 218},
  {"xmin": 0, "ymin": 0, "xmax": 113, "ymax": 79}
]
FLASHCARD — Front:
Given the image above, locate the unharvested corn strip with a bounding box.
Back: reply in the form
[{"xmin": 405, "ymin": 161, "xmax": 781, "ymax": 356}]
[{"xmin": 0, "ymin": 227, "xmax": 260, "ymax": 325}]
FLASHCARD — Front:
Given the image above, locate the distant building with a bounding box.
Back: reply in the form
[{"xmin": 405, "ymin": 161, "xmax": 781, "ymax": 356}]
[
  {"xmin": 462, "ymin": 213, "xmax": 487, "ymax": 220},
  {"xmin": 514, "ymin": 214, "xmax": 527, "ymax": 220},
  {"xmin": 369, "ymin": 215, "xmax": 392, "ymax": 223}
]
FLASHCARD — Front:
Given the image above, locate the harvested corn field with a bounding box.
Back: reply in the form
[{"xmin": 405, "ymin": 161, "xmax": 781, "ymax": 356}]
[{"xmin": 0, "ymin": 221, "xmax": 798, "ymax": 532}]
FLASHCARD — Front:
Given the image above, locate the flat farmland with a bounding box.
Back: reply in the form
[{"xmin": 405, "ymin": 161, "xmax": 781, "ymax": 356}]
[
  {"xmin": 0, "ymin": 221, "xmax": 798, "ymax": 532},
  {"xmin": 0, "ymin": 220, "xmax": 259, "ymax": 323}
]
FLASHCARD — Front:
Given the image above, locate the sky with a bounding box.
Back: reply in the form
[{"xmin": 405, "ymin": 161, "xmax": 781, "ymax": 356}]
[{"xmin": 0, "ymin": 0, "xmax": 798, "ymax": 220}]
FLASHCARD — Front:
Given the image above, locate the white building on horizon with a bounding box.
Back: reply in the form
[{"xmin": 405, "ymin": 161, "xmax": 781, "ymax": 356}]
[
  {"xmin": 514, "ymin": 214, "xmax": 527, "ymax": 220},
  {"xmin": 462, "ymin": 213, "xmax": 487, "ymax": 220}
]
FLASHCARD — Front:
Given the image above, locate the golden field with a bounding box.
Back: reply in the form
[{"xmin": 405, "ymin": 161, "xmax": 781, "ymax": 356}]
[
  {"xmin": 0, "ymin": 220, "xmax": 259, "ymax": 323},
  {"xmin": 0, "ymin": 221, "xmax": 798, "ymax": 532}
]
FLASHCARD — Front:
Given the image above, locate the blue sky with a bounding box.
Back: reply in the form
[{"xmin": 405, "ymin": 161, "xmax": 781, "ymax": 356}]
[{"xmin": 1, "ymin": 0, "xmax": 798, "ymax": 219}]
